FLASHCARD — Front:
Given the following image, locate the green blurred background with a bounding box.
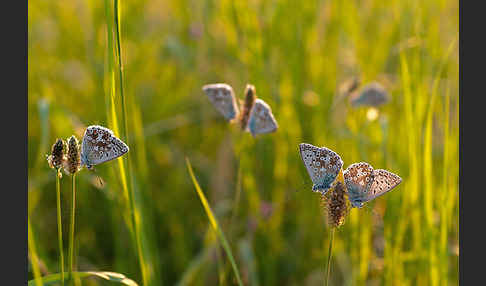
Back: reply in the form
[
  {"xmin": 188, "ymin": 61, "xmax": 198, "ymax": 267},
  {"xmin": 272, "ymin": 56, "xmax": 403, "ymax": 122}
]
[{"xmin": 28, "ymin": 0, "xmax": 458, "ymax": 285}]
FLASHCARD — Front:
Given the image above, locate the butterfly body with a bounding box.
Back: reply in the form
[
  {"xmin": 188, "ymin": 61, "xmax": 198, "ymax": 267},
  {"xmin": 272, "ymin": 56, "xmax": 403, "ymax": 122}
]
[
  {"xmin": 299, "ymin": 143, "xmax": 343, "ymax": 195},
  {"xmin": 81, "ymin": 125, "xmax": 129, "ymax": 170},
  {"xmin": 343, "ymin": 162, "xmax": 401, "ymax": 208}
]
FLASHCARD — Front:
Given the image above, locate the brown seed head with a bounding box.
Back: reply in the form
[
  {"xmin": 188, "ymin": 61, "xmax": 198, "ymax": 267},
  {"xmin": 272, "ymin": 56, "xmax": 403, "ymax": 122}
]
[
  {"xmin": 323, "ymin": 180, "xmax": 349, "ymax": 228},
  {"xmin": 239, "ymin": 84, "xmax": 256, "ymax": 130},
  {"xmin": 47, "ymin": 138, "xmax": 66, "ymax": 169},
  {"xmin": 65, "ymin": 135, "xmax": 81, "ymax": 175}
]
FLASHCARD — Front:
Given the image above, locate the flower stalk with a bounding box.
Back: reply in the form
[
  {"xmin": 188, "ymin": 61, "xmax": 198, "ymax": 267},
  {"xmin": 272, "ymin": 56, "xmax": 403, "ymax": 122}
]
[
  {"xmin": 48, "ymin": 139, "xmax": 66, "ymax": 285},
  {"xmin": 321, "ymin": 170, "xmax": 349, "ymax": 286},
  {"xmin": 64, "ymin": 136, "xmax": 80, "ymax": 284},
  {"xmin": 56, "ymin": 169, "xmax": 65, "ymax": 286},
  {"xmin": 325, "ymin": 227, "xmax": 335, "ymax": 286}
]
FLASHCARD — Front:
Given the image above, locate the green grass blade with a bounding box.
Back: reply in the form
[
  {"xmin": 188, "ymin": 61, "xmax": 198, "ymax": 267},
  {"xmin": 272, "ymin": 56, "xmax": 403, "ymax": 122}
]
[
  {"xmin": 28, "ymin": 217, "xmax": 43, "ymax": 286},
  {"xmin": 104, "ymin": 1, "xmax": 156, "ymax": 284},
  {"xmin": 28, "ymin": 271, "xmax": 139, "ymax": 286},
  {"xmin": 185, "ymin": 157, "xmax": 244, "ymax": 286}
]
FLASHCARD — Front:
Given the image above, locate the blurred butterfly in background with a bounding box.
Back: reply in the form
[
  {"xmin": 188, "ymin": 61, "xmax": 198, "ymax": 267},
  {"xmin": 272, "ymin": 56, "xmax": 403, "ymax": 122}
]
[
  {"xmin": 298, "ymin": 143, "xmax": 344, "ymax": 195},
  {"xmin": 349, "ymin": 81, "xmax": 389, "ymax": 107},
  {"xmin": 80, "ymin": 125, "xmax": 129, "ymax": 170},
  {"xmin": 202, "ymin": 83, "xmax": 278, "ymax": 136},
  {"xmin": 343, "ymin": 162, "xmax": 402, "ymax": 208}
]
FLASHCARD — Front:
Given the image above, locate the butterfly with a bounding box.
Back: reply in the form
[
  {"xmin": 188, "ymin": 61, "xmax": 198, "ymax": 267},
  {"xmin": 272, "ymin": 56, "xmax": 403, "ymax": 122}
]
[
  {"xmin": 80, "ymin": 125, "xmax": 129, "ymax": 170},
  {"xmin": 299, "ymin": 143, "xmax": 344, "ymax": 195},
  {"xmin": 202, "ymin": 83, "xmax": 278, "ymax": 136},
  {"xmin": 343, "ymin": 162, "xmax": 402, "ymax": 208},
  {"xmin": 349, "ymin": 82, "xmax": 389, "ymax": 107}
]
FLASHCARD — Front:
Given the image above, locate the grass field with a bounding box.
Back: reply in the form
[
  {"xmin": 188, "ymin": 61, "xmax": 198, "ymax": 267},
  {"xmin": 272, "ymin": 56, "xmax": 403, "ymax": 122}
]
[{"xmin": 28, "ymin": 0, "xmax": 458, "ymax": 285}]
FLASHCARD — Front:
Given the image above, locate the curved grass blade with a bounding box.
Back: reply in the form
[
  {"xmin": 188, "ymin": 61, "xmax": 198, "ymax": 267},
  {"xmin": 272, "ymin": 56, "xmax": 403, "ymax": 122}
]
[
  {"xmin": 185, "ymin": 157, "xmax": 244, "ymax": 286},
  {"xmin": 176, "ymin": 244, "xmax": 214, "ymax": 286},
  {"xmin": 104, "ymin": 1, "xmax": 157, "ymax": 284},
  {"xmin": 28, "ymin": 217, "xmax": 43, "ymax": 286},
  {"xmin": 28, "ymin": 271, "xmax": 139, "ymax": 286}
]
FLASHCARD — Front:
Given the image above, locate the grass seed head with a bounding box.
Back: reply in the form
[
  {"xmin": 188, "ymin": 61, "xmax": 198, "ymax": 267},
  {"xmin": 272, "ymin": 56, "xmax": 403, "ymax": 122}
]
[
  {"xmin": 323, "ymin": 181, "xmax": 349, "ymax": 228},
  {"xmin": 47, "ymin": 138, "xmax": 66, "ymax": 170},
  {"xmin": 65, "ymin": 135, "xmax": 81, "ymax": 175},
  {"xmin": 239, "ymin": 84, "xmax": 256, "ymax": 130}
]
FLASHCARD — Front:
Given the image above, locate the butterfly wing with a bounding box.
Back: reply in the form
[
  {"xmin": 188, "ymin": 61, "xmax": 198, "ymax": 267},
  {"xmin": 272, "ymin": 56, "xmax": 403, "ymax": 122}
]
[
  {"xmin": 299, "ymin": 143, "xmax": 343, "ymax": 195},
  {"xmin": 202, "ymin": 83, "xmax": 240, "ymax": 121},
  {"xmin": 343, "ymin": 162, "xmax": 375, "ymax": 208},
  {"xmin": 247, "ymin": 99, "xmax": 278, "ymax": 136},
  {"xmin": 364, "ymin": 169, "xmax": 402, "ymax": 202},
  {"xmin": 81, "ymin": 125, "xmax": 129, "ymax": 168}
]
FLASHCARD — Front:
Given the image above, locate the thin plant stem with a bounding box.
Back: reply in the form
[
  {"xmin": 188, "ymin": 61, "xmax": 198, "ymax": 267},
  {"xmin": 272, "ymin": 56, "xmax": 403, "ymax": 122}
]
[
  {"xmin": 186, "ymin": 158, "xmax": 244, "ymax": 286},
  {"xmin": 230, "ymin": 134, "xmax": 250, "ymax": 234},
  {"xmin": 325, "ymin": 228, "xmax": 335, "ymax": 286},
  {"xmin": 56, "ymin": 169, "xmax": 65, "ymax": 286},
  {"xmin": 229, "ymin": 161, "xmax": 243, "ymax": 236},
  {"xmin": 68, "ymin": 174, "xmax": 76, "ymax": 284},
  {"xmin": 215, "ymin": 244, "xmax": 226, "ymax": 285}
]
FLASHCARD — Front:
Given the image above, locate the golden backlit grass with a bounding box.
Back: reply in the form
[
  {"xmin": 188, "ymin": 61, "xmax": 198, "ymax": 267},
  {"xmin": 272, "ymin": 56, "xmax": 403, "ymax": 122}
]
[{"xmin": 28, "ymin": 0, "xmax": 458, "ymax": 285}]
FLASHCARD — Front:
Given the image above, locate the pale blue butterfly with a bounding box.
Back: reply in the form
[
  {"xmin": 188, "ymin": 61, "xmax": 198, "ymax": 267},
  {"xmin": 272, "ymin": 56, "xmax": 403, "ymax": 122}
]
[
  {"xmin": 81, "ymin": 125, "xmax": 129, "ymax": 170},
  {"xmin": 203, "ymin": 83, "xmax": 278, "ymax": 136},
  {"xmin": 299, "ymin": 143, "xmax": 343, "ymax": 195},
  {"xmin": 343, "ymin": 162, "xmax": 402, "ymax": 208}
]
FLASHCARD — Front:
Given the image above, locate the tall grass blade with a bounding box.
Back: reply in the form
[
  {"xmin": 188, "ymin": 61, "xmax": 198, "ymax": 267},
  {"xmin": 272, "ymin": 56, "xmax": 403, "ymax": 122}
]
[
  {"xmin": 28, "ymin": 217, "xmax": 43, "ymax": 286},
  {"xmin": 104, "ymin": 0, "xmax": 156, "ymax": 284},
  {"xmin": 185, "ymin": 157, "xmax": 244, "ymax": 286},
  {"xmin": 423, "ymin": 38, "xmax": 457, "ymax": 286}
]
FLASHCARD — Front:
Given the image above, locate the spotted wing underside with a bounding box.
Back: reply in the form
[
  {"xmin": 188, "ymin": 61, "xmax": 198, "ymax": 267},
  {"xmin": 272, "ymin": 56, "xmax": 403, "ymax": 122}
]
[
  {"xmin": 343, "ymin": 162, "xmax": 374, "ymax": 208},
  {"xmin": 247, "ymin": 99, "xmax": 278, "ymax": 136},
  {"xmin": 344, "ymin": 162, "xmax": 401, "ymax": 208},
  {"xmin": 299, "ymin": 143, "xmax": 343, "ymax": 195},
  {"xmin": 81, "ymin": 125, "xmax": 129, "ymax": 168},
  {"xmin": 202, "ymin": 83, "xmax": 240, "ymax": 121}
]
